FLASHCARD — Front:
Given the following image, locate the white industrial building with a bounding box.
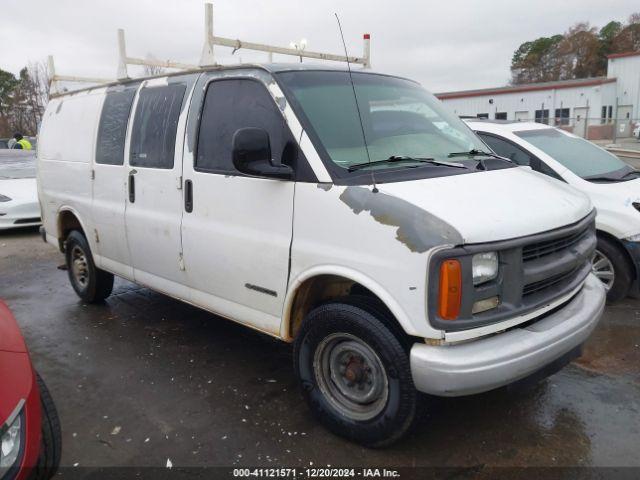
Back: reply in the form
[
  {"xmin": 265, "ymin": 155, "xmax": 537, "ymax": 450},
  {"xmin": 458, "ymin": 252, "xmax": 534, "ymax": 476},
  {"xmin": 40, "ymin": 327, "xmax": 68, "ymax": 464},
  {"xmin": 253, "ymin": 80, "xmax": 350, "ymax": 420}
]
[{"xmin": 437, "ymin": 51, "xmax": 640, "ymax": 140}]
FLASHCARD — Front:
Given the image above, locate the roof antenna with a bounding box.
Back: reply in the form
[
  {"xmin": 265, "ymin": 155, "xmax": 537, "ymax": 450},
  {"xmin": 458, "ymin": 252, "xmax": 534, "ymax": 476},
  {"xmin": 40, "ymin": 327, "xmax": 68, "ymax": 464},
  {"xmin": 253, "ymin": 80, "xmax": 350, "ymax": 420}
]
[{"xmin": 334, "ymin": 13, "xmax": 378, "ymax": 193}]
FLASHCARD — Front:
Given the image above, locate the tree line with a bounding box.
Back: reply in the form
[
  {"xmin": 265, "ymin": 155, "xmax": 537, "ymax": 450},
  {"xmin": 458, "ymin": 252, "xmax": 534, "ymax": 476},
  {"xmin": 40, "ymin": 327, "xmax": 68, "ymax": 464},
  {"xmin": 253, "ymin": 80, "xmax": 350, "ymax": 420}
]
[
  {"xmin": 0, "ymin": 53, "xmax": 165, "ymax": 139},
  {"xmin": 0, "ymin": 63, "xmax": 49, "ymax": 138},
  {"xmin": 511, "ymin": 13, "xmax": 640, "ymax": 84}
]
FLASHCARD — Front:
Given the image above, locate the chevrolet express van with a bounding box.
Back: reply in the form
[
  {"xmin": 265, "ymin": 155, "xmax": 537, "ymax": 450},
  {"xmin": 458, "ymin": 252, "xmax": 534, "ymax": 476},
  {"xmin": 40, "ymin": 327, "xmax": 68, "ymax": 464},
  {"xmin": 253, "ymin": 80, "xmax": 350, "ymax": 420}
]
[
  {"xmin": 468, "ymin": 119, "xmax": 640, "ymax": 303},
  {"xmin": 37, "ymin": 65, "xmax": 605, "ymax": 446}
]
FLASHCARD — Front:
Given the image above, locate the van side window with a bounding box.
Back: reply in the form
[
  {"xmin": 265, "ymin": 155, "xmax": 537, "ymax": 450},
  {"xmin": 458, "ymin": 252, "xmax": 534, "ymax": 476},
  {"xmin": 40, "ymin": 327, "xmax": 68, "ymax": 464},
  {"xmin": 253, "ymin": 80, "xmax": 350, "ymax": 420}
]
[
  {"xmin": 196, "ymin": 79, "xmax": 285, "ymax": 174},
  {"xmin": 96, "ymin": 86, "xmax": 138, "ymax": 165},
  {"xmin": 478, "ymin": 132, "xmax": 533, "ymax": 166},
  {"xmin": 130, "ymin": 84, "xmax": 186, "ymax": 169}
]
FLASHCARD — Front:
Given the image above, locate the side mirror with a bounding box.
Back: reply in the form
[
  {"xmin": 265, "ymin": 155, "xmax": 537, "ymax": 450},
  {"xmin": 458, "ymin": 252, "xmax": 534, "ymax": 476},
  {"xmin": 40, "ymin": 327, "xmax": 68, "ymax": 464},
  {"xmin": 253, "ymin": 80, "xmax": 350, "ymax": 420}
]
[{"xmin": 232, "ymin": 128, "xmax": 293, "ymax": 180}]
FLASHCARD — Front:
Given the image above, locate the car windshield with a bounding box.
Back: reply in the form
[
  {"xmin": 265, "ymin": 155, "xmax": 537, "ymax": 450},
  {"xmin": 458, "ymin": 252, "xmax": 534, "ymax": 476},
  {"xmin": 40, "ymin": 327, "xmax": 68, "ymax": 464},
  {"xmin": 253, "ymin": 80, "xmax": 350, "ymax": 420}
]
[
  {"xmin": 0, "ymin": 152, "xmax": 36, "ymax": 179},
  {"xmin": 276, "ymin": 71, "xmax": 489, "ymax": 176},
  {"xmin": 515, "ymin": 128, "xmax": 631, "ymax": 179}
]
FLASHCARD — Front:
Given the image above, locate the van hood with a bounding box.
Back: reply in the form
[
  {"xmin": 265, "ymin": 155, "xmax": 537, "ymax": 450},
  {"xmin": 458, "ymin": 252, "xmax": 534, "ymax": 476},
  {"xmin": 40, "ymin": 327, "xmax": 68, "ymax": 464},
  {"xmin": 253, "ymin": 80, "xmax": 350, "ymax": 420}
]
[{"xmin": 376, "ymin": 167, "xmax": 592, "ymax": 245}]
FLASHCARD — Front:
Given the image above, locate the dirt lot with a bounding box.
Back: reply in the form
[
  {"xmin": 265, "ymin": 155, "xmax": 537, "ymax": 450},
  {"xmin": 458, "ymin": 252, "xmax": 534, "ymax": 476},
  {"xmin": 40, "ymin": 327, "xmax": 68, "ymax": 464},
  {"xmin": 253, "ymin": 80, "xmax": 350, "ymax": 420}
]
[{"xmin": 1, "ymin": 228, "xmax": 639, "ymax": 475}]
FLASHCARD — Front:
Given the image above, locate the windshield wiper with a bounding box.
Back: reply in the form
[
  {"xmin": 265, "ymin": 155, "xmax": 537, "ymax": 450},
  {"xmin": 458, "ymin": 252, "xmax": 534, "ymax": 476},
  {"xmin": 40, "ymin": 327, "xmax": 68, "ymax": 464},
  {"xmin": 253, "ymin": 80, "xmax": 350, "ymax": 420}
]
[
  {"xmin": 448, "ymin": 149, "xmax": 512, "ymax": 170},
  {"xmin": 620, "ymin": 170, "xmax": 640, "ymax": 180},
  {"xmin": 347, "ymin": 156, "xmax": 467, "ymax": 172},
  {"xmin": 582, "ymin": 174, "xmax": 622, "ymax": 182},
  {"xmin": 584, "ymin": 169, "xmax": 640, "ymax": 182}
]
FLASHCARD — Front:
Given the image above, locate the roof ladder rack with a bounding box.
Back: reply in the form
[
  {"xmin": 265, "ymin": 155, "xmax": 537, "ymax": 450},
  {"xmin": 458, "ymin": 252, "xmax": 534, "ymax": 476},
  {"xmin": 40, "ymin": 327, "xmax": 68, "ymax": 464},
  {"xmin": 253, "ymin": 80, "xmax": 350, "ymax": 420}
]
[{"xmin": 49, "ymin": 3, "xmax": 371, "ymax": 93}]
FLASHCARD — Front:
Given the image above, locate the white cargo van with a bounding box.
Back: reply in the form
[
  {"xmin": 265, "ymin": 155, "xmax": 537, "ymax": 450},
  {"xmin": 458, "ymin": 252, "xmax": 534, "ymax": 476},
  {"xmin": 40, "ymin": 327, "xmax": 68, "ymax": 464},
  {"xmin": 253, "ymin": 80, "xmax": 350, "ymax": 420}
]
[{"xmin": 37, "ymin": 65, "xmax": 605, "ymax": 446}]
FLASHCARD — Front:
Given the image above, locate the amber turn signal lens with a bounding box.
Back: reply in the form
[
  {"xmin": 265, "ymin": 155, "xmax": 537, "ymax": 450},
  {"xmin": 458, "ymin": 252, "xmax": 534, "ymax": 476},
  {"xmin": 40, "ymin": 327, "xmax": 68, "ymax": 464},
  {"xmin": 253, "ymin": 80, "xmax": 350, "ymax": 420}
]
[{"xmin": 438, "ymin": 259, "xmax": 462, "ymax": 320}]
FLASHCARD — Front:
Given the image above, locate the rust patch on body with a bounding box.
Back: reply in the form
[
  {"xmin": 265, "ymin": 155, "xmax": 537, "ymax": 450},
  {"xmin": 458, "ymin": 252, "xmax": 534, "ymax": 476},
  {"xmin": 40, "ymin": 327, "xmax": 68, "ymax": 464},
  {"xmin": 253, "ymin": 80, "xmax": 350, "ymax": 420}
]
[{"xmin": 339, "ymin": 186, "xmax": 462, "ymax": 253}]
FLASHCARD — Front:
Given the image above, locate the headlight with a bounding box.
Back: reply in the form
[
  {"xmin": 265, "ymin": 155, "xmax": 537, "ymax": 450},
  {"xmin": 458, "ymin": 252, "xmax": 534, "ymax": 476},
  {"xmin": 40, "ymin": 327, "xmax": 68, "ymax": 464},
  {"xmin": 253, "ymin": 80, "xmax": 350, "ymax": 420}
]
[
  {"xmin": 0, "ymin": 194, "xmax": 12, "ymax": 203},
  {"xmin": 472, "ymin": 251, "xmax": 499, "ymax": 285},
  {"xmin": 0, "ymin": 409, "xmax": 23, "ymax": 472}
]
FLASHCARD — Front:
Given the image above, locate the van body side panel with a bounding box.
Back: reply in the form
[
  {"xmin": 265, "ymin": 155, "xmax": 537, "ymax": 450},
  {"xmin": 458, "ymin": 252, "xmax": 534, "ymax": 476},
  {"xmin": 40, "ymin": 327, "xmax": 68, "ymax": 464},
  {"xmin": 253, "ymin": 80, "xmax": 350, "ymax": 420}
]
[
  {"xmin": 180, "ymin": 71, "xmax": 295, "ymax": 336},
  {"xmin": 37, "ymin": 91, "xmax": 105, "ymax": 253},
  {"xmin": 91, "ymin": 84, "xmax": 140, "ymax": 279},
  {"xmin": 288, "ymin": 182, "xmax": 441, "ymax": 339},
  {"xmin": 123, "ymin": 76, "xmax": 197, "ymax": 300},
  {"xmin": 181, "ymin": 174, "xmax": 294, "ymax": 334}
]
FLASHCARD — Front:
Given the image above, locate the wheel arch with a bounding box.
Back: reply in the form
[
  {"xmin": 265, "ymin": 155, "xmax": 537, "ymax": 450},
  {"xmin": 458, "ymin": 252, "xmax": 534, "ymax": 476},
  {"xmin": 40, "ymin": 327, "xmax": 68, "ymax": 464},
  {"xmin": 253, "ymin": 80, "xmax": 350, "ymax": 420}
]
[
  {"xmin": 281, "ymin": 266, "xmax": 415, "ymax": 342},
  {"xmin": 597, "ymin": 228, "xmax": 638, "ymax": 280},
  {"xmin": 56, "ymin": 207, "xmax": 89, "ymax": 252}
]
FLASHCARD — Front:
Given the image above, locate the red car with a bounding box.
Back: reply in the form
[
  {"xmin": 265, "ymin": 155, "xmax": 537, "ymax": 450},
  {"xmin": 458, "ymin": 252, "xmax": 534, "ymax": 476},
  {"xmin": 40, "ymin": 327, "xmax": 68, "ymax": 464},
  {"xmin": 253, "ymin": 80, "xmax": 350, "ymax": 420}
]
[{"xmin": 0, "ymin": 301, "xmax": 60, "ymax": 480}]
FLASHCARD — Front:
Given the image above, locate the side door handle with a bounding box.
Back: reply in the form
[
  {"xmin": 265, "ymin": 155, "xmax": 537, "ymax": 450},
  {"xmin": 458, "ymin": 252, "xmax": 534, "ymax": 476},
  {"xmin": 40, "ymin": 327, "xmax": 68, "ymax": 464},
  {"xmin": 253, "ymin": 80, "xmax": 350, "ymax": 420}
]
[
  {"xmin": 128, "ymin": 169, "xmax": 137, "ymax": 203},
  {"xmin": 184, "ymin": 179, "xmax": 193, "ymax": 213}
]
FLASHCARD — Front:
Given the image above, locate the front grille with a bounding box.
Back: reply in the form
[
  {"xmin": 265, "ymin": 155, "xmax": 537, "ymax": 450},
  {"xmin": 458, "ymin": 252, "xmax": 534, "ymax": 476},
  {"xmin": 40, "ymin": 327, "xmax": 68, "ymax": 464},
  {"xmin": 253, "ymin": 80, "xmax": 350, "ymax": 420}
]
[
  {"xmin": 521, "ymin": 217, "xmax": 595, "ymax": 299},
  {"xmin": 428, "ymin": 210, "xmax": 597, "ymax": 332},
  {"xmin": 522, "ymin": 227, "xmax": 590, "ymax": 262},
  {"xmin": 523, "ymin": 267, "xmax": 581, "ymax": 296}
]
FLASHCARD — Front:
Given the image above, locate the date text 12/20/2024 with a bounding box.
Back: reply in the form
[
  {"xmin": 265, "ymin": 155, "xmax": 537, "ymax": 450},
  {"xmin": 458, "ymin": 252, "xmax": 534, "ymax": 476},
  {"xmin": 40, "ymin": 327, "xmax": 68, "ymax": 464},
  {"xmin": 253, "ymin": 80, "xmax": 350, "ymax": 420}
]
[{"xmin": 232, "ymin": 468, "xmax": 401, "ymax": 478}]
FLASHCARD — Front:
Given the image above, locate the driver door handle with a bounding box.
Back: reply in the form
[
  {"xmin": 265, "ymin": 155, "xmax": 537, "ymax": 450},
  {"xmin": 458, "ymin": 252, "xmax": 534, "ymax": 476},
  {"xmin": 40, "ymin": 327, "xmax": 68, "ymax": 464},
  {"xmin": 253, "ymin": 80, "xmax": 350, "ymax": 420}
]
[
  {"xmin": 184, "ymin": 179, "xmax": 193, "ymax": 213},
  {"xmin": 128, "ymin": 169, "xmax": 137, "ymax": 203}
]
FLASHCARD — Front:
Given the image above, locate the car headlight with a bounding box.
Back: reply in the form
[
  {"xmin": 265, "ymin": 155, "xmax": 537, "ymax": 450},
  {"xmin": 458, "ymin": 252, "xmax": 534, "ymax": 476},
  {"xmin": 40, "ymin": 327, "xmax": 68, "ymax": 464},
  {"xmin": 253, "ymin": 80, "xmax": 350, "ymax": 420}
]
[
  {"xmin": 0, "ymin": 408, "xmax": 23, "ymax": 474},
  {"xmin": 472, "ymin": 251, "xmax": 499, "ymax": 285},
  {"xmin": 0, "ymin": 194, "xmax": 12, "ymax": 203}
]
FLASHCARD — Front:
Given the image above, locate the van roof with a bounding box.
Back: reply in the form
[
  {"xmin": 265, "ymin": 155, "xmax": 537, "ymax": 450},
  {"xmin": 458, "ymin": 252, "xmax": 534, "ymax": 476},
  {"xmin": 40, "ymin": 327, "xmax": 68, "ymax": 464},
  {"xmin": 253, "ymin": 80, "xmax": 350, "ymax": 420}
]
[{"xmin": 51, "ymin": 63, "xmax": 401, "ymax": 98}]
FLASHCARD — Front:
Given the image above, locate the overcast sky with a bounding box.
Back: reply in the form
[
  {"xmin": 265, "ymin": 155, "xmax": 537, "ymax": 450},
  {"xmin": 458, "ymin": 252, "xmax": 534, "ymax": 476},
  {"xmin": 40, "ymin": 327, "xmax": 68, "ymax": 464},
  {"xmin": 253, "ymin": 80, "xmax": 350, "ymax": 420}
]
[{"xmin": 1, "ymin": 0, "xmax": 638, "ymax": 93}]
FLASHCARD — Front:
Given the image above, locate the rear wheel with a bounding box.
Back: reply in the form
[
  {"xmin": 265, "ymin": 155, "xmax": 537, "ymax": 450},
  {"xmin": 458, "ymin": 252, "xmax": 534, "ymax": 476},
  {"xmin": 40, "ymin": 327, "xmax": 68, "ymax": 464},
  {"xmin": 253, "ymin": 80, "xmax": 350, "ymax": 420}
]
[
  {"xmin": 65, "ymin": 230, "xmax": 113, "ymax": 303},
  {"xmin": 294, "ymin": 298, "xmax": 420, "ymax": 447},
  {"xmin": 593, "ymin": 236, "xmax": 633, "ymax": 303},
  {"xmin": 33, "ymin": 373, "xmax": 61, "ymax": 480}
]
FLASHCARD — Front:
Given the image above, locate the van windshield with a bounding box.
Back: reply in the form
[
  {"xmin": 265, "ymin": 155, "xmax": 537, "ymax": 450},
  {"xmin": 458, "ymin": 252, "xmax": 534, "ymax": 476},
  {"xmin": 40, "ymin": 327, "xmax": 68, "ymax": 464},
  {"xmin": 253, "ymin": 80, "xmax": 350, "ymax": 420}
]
[
  {"xmin": 276, "ymin": 71, "xmax": 492, "ymax": 179},
  {"xmin": 515, "ymin": 128, "xmax": 634, "ymax": 181}
]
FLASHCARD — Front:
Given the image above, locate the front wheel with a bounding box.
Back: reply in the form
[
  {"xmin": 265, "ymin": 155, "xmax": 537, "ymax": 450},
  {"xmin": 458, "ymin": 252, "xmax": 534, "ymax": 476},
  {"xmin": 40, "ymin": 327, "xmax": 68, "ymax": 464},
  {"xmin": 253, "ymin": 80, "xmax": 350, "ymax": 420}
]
[
  {"xmin": 294, "ymin": 299, "xmax": 420, "ymax": 447},
  {"xmin": 592, "ymin": 236, "xmax": 633, "ymax": 303}
]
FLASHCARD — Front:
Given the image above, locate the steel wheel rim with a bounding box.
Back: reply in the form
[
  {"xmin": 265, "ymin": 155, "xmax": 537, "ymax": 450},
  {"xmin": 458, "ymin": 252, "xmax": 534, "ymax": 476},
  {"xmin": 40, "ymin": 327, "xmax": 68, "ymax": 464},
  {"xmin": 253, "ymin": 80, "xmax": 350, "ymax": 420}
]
[
  {"xmin": 313, "ymin": 333, "xmax": 388, "ymax": 421},
  {"xmin": 71, "ymin": 245, "xmax": 89, "ymax": 288},
  {"xmin": 592, "ymin": 249, "xmax": 615, "ymax": 291}
]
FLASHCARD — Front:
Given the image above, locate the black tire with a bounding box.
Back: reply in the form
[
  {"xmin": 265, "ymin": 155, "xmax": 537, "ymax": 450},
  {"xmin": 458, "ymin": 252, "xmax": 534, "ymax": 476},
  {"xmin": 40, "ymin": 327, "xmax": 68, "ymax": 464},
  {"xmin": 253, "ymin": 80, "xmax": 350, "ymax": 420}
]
[
  {"xmin": 595, "ymin": 236, "xmax": 633, "ymax": 303},
  {"xmin": 33, "ymin": 373, "xmax": 61, "ymax": 480},
  {"xmin": 65, "ymin": 230, "xmax": 113, "ymax": 303},
  {"xmin": 294, "ymin": 297, "xmax": 420, "ymax": 447}
]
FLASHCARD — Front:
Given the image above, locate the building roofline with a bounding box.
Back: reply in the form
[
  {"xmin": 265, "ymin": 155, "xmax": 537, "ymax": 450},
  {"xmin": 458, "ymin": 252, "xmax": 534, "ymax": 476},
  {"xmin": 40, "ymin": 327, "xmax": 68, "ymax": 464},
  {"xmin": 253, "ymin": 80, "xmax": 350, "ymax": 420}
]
[
  {"xmin": 435, "ymin": 77, "xmax": 616, "ymax": 100},
  {"xmin": 607, "ymin": 51, "xmax": 640, "ymax": 60}
]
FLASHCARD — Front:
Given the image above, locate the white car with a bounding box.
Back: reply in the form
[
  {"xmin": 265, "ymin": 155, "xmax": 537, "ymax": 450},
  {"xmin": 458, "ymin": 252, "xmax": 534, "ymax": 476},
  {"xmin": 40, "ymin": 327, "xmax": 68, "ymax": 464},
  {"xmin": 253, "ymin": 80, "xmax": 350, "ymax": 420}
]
[
  {"xmin": 0, "ymin": 150, "xmax": 41, "ymax": 230},
  {"xmin": 468, "ymin": 119, "xmax": 640, "ymax": 302},
  {"xmin": 37, "ymin": 65, "xmax": 605, "ymax": 446}
]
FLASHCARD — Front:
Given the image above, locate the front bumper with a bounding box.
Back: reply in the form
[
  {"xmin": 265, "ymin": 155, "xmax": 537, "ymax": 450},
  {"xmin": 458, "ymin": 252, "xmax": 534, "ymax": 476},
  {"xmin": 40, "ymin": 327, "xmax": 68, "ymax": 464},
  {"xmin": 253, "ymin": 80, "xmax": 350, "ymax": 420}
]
[{"xmin": 410, "ymin": 274, "xmax": 605, "ymax": 396}]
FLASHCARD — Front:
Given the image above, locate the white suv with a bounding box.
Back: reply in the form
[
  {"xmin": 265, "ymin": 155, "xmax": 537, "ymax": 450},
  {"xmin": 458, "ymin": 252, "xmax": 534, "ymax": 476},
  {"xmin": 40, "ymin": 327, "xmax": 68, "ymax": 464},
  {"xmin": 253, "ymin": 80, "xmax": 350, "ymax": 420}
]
[
  {"xmin": 469, "ymin": 119, "xmax": 640, "ymax": 302},
  {"xmin": 37, "ymin": 66, "xmax": 605, "ymax": 446}
]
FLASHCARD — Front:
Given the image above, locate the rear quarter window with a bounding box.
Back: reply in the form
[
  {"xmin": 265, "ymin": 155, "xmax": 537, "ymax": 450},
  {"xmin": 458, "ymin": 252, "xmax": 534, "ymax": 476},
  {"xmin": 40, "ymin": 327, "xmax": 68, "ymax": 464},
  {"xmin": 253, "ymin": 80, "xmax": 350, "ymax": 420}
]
[{"xmin": 38, "ymin": 92, "xmax": 104, "ymax": 163}]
